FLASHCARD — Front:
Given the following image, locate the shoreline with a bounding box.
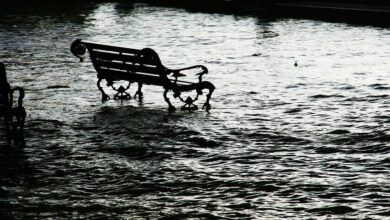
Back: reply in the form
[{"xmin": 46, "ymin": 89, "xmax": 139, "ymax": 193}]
[
  {"xmin": 1, "ymin": 0, "xmax": 390, "ymax": 26},
  {"xmin": 151, "ymin": 0, "xmax": 390, "ymax": 25},
  {"xmin": 273, "ymin": 1, "xmax": 390, "ymax": 26}
]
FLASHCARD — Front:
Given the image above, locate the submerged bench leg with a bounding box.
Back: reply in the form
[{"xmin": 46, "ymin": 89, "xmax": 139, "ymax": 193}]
[
  {"xmin": 163, "ymin": 89, "xmax": 176, "ymax": 112},
  {"xmin": 97, "ymin": 78, "xmax": 110, "ymax": 101},
  {"xmin": 201, "ymin": 81, "xmax": 215, "ymax": 111},
  {"xmin": 134, "ymin": 83, "xmax": 143, "ymax": 99},
  {"xmin": 113, "ymin": 84, "xmax": 131, "ymax": 100},
  {"xmin": 3, "ymin": 111, "xmax": 25, "ymax": 144},
  {"xmin": 4, "ymin": 115, "xmax": 11, "ymax": 143},
  {"xmin": 16, "ymin": 107, "xmax": 26, "ymax": 136}
]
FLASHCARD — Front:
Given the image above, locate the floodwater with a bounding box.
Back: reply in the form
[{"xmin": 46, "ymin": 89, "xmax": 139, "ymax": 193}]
[{"xmin": 1, "ymin": 2, "xmax": 390, "ymax": 219}]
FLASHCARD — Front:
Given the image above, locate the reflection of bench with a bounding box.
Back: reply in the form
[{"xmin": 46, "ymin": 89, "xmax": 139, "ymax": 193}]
[
  {"xmin": 0, "ymin": 62, "xmax": 26, "ymax": 141},
  {"xmin": 71, "ymin": 39, "xmax": 215, "ymax": 111}
]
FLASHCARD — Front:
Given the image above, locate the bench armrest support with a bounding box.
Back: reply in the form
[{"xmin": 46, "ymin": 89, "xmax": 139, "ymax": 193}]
[
  {"xmin": 10, "ymin": 87, "xmax": 25, "ymax": 107},
  {"xmin": 168, "ymin": 65, "xmax": 208, "ymax": 82}
]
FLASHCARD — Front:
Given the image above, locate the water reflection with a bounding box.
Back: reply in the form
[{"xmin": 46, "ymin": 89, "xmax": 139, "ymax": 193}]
[
  {"xmin": 0, "ymin": 147, "xmax": 31, "ymax": 185},
  {"xmin": 1, "ymin": 2, "xmax": 390, "ymax": 219},
  {"xmin": 0, "ymin": 146, "xmax": 37, "ymax": 218},
  {"xmin": 0, "ymin": 2, "xmax": 97, "ymax": 24},
  {"xmin": 114, "ymin": 2, "xmax": 135, "ymax": 16}
]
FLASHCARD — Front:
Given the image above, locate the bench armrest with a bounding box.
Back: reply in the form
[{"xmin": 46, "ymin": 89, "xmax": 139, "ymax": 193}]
[
  {"xmin": 71, "ymin": 39, "xmax": 87, "ymax": 62},
  {"xmin": 10, "ymin": 87, "xmax": 25, "ymax": 107},
  {"xmin": 168, "ymin": 65, "xmax": 208, "ymax": 82}
]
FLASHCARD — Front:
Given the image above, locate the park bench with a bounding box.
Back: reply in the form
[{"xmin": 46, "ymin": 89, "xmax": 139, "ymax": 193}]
[
  {"xmin": 70, "ymin": 39, "xmax": 215, "ymax": 111},
  {"xmin": 0, "ymin": 62, "xmax": 26, "ymax": 142}
]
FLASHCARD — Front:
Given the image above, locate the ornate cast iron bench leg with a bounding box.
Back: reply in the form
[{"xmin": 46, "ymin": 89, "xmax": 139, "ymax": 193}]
[
  {"xmin": 17, "ymin": 109, "xmax": 26, "ymax": 137},
  {"xmin": 113, "ymin": 83, "xmax": 131, "ymax": 100},
  {"xmin": 4, "ymin": 115, "xmax": 11, "ymax": 142},
  {"xmin": 11, "ymin": 109, "xmax": 26, "ymax": 143},
  {"xmin": 11, "ymin": 88, "xmax": 26, "ymax": 143},
  {"xmin": 1, "ymin": 62, "xmax": 26, "ymax": 144},
  {"xmin": 97, "ymin": 78, "xmax": 110, "ymax": 101},
  {"xmin": 175, "ymin": 81, "xmax": 215, "ymax": 111},
  {"xmin": 201, "ymin": 82, "xmax": 215, "ymax": 111},
  {"xmin": 163, "ymin": 88, "xmax": 176, "ymax": 112},
  {"xmin": 181, "ymin": 96, "xmax": 198, "ymax": 111},
  {"xmin": 134, "ymin": 83, "xmax": 143, "ymax": 99},
  {"xmin": 15, "ymin": 88, "xmax": 26, "ymax": 138},
  {"xmin": 3, "ymin": 89, "xmax": 26, "ymax": 144}
]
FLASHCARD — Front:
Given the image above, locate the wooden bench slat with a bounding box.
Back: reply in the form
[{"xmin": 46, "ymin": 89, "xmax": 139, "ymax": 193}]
[
  {"xmin": 100, "ymin": 69, "xmax": 192, "ymax": 86},
  {"xmin": 96, "ymin": 60, "xmax": 160, "ymax": 75},
  {"xmin": 92, "ymin": 50, "xmax": 156, "ymax": 66},
  {"xmin": 83, "ymin": 41, "xmax": 141, "ymax": 55},
  {"xmin": 101, "ymin": 69, "xmax": 163, "ymax": 85}
]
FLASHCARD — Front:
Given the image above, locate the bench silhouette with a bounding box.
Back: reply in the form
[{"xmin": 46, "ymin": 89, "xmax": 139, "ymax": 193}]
[
  {"xmin": 71, "ymin": 39, "xmax": 215, "ymax": 111},
  {"xmin": 0, "ymin": 62, "xmax": 26, "ymax": 142}
]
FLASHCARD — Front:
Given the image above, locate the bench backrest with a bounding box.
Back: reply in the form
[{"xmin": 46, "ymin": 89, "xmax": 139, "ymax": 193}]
[{"xmin": 71, "ymin": 40, "xmax": 166, "ymax": 78}]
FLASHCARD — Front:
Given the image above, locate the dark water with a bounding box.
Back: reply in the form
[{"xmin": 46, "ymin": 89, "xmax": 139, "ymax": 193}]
[{"xmin": 1, "ymin": 2, "xmax": 390, "ymax": 219}]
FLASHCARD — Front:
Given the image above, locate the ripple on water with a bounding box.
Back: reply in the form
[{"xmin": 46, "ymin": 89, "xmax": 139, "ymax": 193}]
[
  {"xmin": 307, "ymin": 205, "xmax": 356, "ymax": 215},
  {"xmin": 183, "ymin": 136, "xmax": 221, "ymax": 148},
  {"xmin": 245, "ymin": 131, "xmax": 311, "ymax": 144},
  {"xmin": 1, "ymin": 2, "xmax": 390, "ymax": 219},
  {"xmin": 328, "ymin": 129, "xmax": 350, "ymax": 135},
  {"xmin": 368, "ymin": 83, "xmax": 390, "ymax": 90},
  {"xmin": 310, "ymin": 94, "xmax": 345, "ymax": 99}
]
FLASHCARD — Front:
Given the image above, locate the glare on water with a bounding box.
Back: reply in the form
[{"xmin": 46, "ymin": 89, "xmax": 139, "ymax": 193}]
[{"xmin": 1, "ymin": 2, "xmax": 390, "ymax": 219}]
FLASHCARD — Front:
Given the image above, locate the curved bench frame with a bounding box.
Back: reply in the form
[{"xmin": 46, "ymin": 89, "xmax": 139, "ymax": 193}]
[{"xmin": 71, "ymin": 39, "xmax": 215, "ymax": 111}]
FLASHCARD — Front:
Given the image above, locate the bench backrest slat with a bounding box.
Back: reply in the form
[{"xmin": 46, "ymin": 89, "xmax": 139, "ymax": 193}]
[
  {"xmin": 92, "ymin": 50, "xmax": 157, "ymax": 66},
  {"xmin": 100, "ymin": 69, "xmax": 165, "ymax": 86},
  {"xmin": 84, "ymin": 42, "xmax": 140, "ymax": 55},
  {"xmin": 96, "ymin": 60, "xmax": 159, "ymax": 75}
]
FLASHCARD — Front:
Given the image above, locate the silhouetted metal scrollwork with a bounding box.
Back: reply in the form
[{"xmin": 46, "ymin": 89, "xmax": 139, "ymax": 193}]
[
  {"xmin": 70, "ymin": 39, "xmax": 215, "ymax": 112},
  {"xmin": 112, "ymin": 82, "xmax": 131, "ymax": 100},
  {"xmin": 70, "ymin": 39, "xmax": 87, "ymax": 62}
]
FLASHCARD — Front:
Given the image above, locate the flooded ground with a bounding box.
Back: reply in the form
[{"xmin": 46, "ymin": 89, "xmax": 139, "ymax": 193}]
[{"xmin": 1, "ymin": 2, "xmax": 390, "ymax": 219}]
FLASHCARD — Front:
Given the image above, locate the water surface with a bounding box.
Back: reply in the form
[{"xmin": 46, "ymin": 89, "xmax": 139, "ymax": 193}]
[{"xmin": 1, "ymin": 2, "xmax": 390, "ymax": 219}]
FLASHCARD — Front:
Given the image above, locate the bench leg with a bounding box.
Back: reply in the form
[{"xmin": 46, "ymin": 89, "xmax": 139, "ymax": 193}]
[
  {"xmin": 4, "ymin": 115, "xmax": 11, "ymax": 143},
  {"xmin": 163, "ymin": 89, "xmax": 175, "ymax": 112},
  {"xmin": 134, "ymin": 83, "xmax": 143, "ymax": 99},
  {"xmin": 97, "ymin": 78, "xmax": 110, "ymax": 101},
  {"xmin": 4, "ymin": 108, "xmax": 26, "ymax": 145},
  {"xmin": 17, "ymin": 107, "xmax": 26, "ymax": 139},
  {"xmin": 113, "ymin": 84, "xmax": 131, "ymax": 100},
  {"xmin": 201, "ymin": 81, "xmax": 215, "ymax": 111}
]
